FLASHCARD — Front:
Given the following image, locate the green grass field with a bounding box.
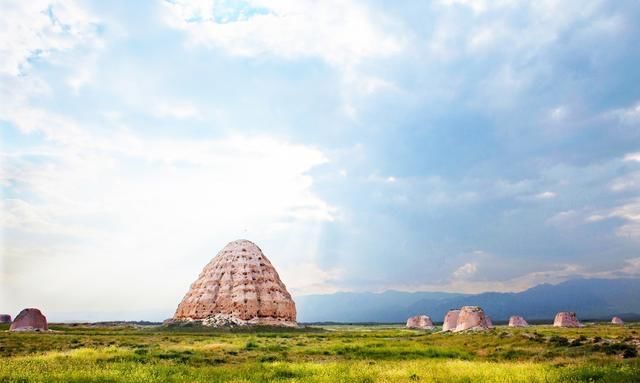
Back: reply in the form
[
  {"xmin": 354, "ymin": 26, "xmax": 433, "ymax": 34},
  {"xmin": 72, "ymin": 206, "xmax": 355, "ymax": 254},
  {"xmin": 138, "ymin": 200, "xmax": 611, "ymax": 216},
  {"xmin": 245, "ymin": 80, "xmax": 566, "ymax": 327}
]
[{"xmin": 1, "ymin": 323, "xmax": 639, "ymax": 382}]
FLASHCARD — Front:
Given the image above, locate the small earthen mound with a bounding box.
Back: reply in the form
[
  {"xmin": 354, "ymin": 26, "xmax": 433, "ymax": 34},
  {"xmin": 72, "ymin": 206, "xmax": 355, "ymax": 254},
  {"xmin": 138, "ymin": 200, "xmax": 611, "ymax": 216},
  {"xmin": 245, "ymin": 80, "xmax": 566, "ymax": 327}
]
[
  {"xmin": 508, "ymin": 315, "xmax": 529, "ymax": 327},
  {"xmin": 442, "ymin": 309, "xmax": 460, "ymax": 332},
  {"xmin": 173, "ymin": 239, "xmax": 297, "ymax": 327},
  {"xmin": 0, "ymin": 314, "xmax": 11, "ymax": 324},
  {"xmin": 611, "ymin": 316, "xmax": 624, "ymax": 325},
  {"xmin": 486, "ymin": 315, "xmax": 494, "ymax": 328},
  {"xmin": 454, "ymin": 306, "xmax": 491, "ymax": 332},
  {"xmin": 406, "ymin": 315, "xmax": 435, "ymax": 330},
  {"xmin": 553, "ymin": 312, "xmax": 583, "ymax": 328},
  {"xmin": 9, "ymin": 308, "xmax": 48, "ymax": 331}
]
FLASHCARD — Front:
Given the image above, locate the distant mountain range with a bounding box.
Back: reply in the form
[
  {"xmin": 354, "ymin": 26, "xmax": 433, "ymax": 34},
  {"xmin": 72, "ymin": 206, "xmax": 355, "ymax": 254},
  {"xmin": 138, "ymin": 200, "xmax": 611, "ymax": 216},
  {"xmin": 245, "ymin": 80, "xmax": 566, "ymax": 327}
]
[{"xmin": 295, "ymin": 278, "xmax": 640, "ymax": 323}]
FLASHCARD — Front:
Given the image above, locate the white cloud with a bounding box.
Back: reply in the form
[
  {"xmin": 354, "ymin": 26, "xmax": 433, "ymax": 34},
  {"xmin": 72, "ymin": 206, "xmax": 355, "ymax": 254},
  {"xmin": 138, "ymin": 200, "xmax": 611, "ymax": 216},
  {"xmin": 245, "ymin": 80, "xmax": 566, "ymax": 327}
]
[
  {"xmin": 610, "ymin": 172, "xmax": 640, "ymax": 192},
  {"xmin": 152, "ymin": 102, "xmax": 201, "ymax": 119},
  {"xmin": 446, "ymin": 263, "xmax": 583, "ymax": 293},
  {"xmin": 609, "ymin": 200, "xmax": 640, "ymax": 240},
  {"xmin": 452, "ymin": 262, "xmax": 477, "ymax": 279},
  {"xmin": 1, "ymin": 126, "xmax": 336, "ymax": 314},
  {"xmin": 0, "ymin": 0, "xmax": 100, "ymax": 76},
  {"xmin": 0, "ymin": 0, "xmax": 342, "ymax": 316},
  {"xmin": 549, "ymin": 106, "xmax": 568, "ymax": 121},
  {"xmin": 621, "ymin": 257, "xmax": 640, "ymax": 274},
  {"xmin": 162, "ymin": 0, "xmax": 404, "ymax": 70},
  {"xmin": 396, "ymin": 258, "xmax": 640, "ymax": 294},
  {"xmin": 387, "ymin": 263, "xmax": 580, "ymax": 294},
  {"xmin": 534, "ymin": 191, "xmax": 557, "ymax": 199},
  {"xmin": 546, "ymin": 210, "xmax": 581, "ymax": 226},
  {"xmin": 161, "ymin": 0, "xmax": 405, "ymax": 119},
  {"xmin": 282, "ymin": 262, "xmax": 344, "ymax": 296},
  {"xmin": 0, "ymin": 1, "xmax": 104, "ymax": 144},
  {"xmin": 586, "ymin": 214, "xmax": 607, "ymax": 222},
  {"xmin": 428, "ymin": 0, "xmax": 628, "ymax": 111},
  {"xmin": 582, "ymin": 198, "xmax": 640, "ymax": 240},
  {"xmin": 615, "ymin": 102, "xmax": 640, "ymax": 125},
  {"xmin": 66, "ymin": 49, "xmax": 102, "ymax": 92},
  {"xmin": 468, "ymin": 25, "xmax": 499, "ymax": 51},
  {"xmin": 439, "ymin": 0, "xmax": 494, "ymax": 14},
  {"xmin": 624, "ymin": 152, "xmax": 640, "ymax": 162}
]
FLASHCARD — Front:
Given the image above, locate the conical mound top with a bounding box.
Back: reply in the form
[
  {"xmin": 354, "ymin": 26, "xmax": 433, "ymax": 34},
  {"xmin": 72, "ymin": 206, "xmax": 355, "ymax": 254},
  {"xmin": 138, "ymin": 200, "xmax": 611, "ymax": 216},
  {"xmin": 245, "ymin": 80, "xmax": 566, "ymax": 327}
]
[{"xmin": 173, "ymin": 239, "xmax": 297, "ymax": 326}]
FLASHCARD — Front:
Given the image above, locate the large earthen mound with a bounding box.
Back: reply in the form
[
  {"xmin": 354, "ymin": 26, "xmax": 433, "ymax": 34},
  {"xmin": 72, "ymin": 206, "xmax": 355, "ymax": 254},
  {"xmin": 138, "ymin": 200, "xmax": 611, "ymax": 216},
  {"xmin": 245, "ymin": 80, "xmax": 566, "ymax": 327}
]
[
  {"xmin": 508, "ymin": 315, "xmax": 529, "ymax": 327},
  {"xmin": 173, "ymin": 239, "xmax": 297, "ymax": 327},
  {"xmin": 9, "ymin": 308, "xmax": 48, "ymax": 331},
  {"xmin": 0, "ymin": 314, "xmax": 11, "ymax": 324},
  {"xmin": 406, "ymin": 315, "xmax": 434, "ymax": 330},
  {"xmin": 454, "ymin": 306, "xmax": 491, "ymax": 332},
  {"xmin": 553, "ymin": 312, "xmax": 583, "ymax": 328},
  {"xmin": 442, "ymin": 309, "xmax": 460, "ymax": 332}
]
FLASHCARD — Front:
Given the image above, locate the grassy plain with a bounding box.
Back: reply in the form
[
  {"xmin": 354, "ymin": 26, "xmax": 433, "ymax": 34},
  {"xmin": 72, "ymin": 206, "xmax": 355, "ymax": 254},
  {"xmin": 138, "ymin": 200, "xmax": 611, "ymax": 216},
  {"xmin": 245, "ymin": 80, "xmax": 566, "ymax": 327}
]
[{"xmin": 0, "ymin": 322, "xmax": 639, "ymax": 382}]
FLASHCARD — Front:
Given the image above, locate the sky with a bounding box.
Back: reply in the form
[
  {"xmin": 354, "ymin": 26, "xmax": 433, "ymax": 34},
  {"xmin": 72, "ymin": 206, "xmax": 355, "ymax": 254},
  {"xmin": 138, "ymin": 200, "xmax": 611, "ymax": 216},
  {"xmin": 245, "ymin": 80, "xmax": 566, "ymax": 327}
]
[{"xmin": 1, "ymin": 0, "xmax": 640, "ymax": 321}]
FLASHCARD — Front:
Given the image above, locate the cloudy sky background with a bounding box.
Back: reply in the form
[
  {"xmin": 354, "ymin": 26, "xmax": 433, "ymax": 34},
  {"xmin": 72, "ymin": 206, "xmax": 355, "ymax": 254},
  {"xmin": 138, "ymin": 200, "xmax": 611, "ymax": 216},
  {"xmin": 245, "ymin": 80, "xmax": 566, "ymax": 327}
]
[{"xmin": 2, "ymin": 0, "xmax": 640, "ymax": 321}]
